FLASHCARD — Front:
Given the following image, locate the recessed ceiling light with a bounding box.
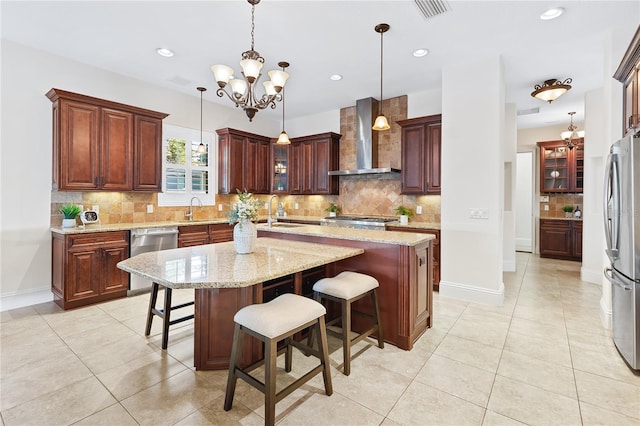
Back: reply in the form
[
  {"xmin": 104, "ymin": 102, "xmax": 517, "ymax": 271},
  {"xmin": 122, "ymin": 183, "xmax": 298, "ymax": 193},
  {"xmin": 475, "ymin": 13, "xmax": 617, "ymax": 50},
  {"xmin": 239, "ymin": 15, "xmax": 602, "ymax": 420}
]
[
  {"xmin": 413, "ymin": 48, "xmax": 429, "ymax": 57},
  {"xmin": 330, "ymin": 74, "xmax": 343, "ymax": 81},
  {"xmin": 156, "ymin": 47, "xmax": 174, "ymax": 57},
  {"xmin": 540, "ymin": 7, "xmax": 564, "ymax": 20}
]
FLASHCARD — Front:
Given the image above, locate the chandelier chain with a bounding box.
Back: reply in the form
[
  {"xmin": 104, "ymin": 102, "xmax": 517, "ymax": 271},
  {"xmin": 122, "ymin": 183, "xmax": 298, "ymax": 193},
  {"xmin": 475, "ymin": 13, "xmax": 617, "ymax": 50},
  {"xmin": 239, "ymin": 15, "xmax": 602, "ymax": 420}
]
[{"xmin": 250, "ymin": 3, "xmax": 255, "ymax": 52}]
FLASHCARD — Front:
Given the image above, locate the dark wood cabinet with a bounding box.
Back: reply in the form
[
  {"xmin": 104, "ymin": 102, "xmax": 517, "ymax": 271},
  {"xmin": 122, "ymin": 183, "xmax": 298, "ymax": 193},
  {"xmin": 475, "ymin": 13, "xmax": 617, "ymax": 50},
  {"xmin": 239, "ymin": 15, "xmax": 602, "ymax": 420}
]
[
  {"xmin": 216, "ymin": 128, "xmax": 271, "ymax": 194},
  {"xmin": 537, "ymin": 140, "xmax": 584, "ymax": 193},
  {"xmin": 271, "ymin": 143, "xmax": 290, "ymax": 193},
  {"xmin": 290, "ymin": 132, "xmax": 340, "ymax": 195},
  {"xmin": 51, "ymin": 231, "xmax": 130, "ymax": 309},
  {"xmin": 539, "ymin": 219, "xmax": 582, "ymax": 261},
  {"xmin": 46, "ymin": 89, "xmax": 168, "ymax": 192},
  {"xmin": 387, "ymin": 226, "xmax": 440, "ymax": 291},
  {"xmin": 178, "ymin": 223, "xmax": 233, "ymax": 247},
  {"xmin": 614, "ymin": 25, "xmax": 640, "ymax": 135},
  {"xmin": 397, "ymin": 115, "xmax": 442, "ymax": 195}
]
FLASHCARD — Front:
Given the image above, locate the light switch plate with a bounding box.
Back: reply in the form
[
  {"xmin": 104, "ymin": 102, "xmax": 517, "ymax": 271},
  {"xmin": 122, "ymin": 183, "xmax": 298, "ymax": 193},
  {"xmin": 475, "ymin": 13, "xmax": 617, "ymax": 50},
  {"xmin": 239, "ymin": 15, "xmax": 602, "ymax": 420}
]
[
  {"xmin": 544, "ymin": 205, "xmax": 549, "ymax": 211},
  {"xmin": 416, "ymin": 205, "xmax": 423, "ymax": 214},
  {"xmin": 147, "ymin": 204, "xmax": 153, "ymax": 213},
  {"xmin": 294, "ymin": 203, "xmax": 299, "ymax": 210},
  {"xmin": 218, "ymin": 204, "xmax": 223, "ymax": 211}
]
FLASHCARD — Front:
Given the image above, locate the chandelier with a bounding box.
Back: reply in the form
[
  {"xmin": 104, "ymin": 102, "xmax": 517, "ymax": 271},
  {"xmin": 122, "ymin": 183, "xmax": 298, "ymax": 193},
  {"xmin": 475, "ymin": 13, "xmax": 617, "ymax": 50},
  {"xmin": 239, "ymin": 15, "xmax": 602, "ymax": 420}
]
[
  {"xmin": 210, "ymin": 0, "xmax": 289, "ymax": 122},
  {"xmin": 560, "ymin": 111, "xmax": 585, "ymax": 150},
  {"xmin": 531, "ymin": 78, "xmax": 572, "ymax": 103}
]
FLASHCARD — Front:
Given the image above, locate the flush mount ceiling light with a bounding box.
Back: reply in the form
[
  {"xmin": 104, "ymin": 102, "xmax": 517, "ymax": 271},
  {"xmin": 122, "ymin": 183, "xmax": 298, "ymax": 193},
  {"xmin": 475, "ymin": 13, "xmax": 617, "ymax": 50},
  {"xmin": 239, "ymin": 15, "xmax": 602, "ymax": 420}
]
[
  {"xmin": 156, "ymin": 47, "xmax": 174, "ymax": 57},
  {"xmin": 560, "ymin": 111, "xmax": 585, "ymax": 150},
  {"xmin": 531, "ymin": 78, "xmax": 572, "ymax": 103},
  {"xmin": 540, "ymin": 7, "xmax": 564, "ymax": 20},
  {"xmin": 276, "ymin": 62, "xmax": 291, "ymax": 145},
  {"xmin": 372, "ymin": 23, "xmax": 391, "ymax": 131},
  {"xmin": 196, "ymin": 87, "xmax": 207, "ymax": 154},
  {"xmin": 210, "ymin": 0, "xmax": 289, "ymax": 122},
  {"xmin": 413, "ymin": 48, "xmax": 429, "ymax": 57},
  {"xmin": 330, "ymin": 74, "xmax": 343, "ymax": 81}
]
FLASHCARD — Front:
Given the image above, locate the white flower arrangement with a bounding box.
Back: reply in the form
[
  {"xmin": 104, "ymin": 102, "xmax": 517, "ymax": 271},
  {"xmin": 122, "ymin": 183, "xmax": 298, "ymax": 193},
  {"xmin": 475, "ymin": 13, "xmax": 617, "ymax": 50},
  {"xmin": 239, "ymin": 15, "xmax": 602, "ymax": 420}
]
[{"xmin": 227, "ymin": 190, "xmax": 261, "ymax": 225}]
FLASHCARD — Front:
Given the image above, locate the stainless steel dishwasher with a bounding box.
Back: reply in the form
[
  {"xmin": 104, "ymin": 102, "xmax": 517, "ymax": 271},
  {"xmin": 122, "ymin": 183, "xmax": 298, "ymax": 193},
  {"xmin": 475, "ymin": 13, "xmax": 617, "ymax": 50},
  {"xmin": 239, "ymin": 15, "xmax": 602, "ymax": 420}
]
[{"xmin": 129, "ymin": 227, "xmax": 178, "ymax": 295}]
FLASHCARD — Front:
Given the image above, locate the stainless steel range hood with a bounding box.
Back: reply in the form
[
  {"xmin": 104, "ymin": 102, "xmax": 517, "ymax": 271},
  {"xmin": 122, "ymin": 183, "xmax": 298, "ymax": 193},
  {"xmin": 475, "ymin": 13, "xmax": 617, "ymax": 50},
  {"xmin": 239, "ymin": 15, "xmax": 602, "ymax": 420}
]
[{"xmin": 328, "ymin": 97, "xmax": 401, "ymax": 176}]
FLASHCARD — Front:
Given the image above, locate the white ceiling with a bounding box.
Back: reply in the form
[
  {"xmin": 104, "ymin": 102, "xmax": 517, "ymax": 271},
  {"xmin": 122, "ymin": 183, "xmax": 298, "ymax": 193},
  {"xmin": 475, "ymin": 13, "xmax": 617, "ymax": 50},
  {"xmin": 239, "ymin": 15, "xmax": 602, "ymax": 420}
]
[{"xmin": 2, "ymin": 0, "xmax": 638, "ymax": 129}]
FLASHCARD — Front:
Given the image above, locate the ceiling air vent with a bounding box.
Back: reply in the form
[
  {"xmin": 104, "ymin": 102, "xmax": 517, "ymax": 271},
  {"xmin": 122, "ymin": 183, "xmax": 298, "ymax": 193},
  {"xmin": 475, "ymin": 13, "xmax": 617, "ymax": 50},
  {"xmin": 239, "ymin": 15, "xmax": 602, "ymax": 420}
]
[
  {"xmin": 517, "ymin": 107, "xmax": 540, "ymax": 116},
  {"xmin": 414, "ymin": 0, "xmax": 451, "ymax": 19}
]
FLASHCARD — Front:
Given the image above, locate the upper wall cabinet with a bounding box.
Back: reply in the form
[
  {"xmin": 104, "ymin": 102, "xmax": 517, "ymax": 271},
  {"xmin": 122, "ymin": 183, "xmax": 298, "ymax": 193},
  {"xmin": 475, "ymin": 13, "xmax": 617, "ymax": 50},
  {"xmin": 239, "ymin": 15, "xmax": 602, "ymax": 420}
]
[
  {"xmin": 46, "ymin": 89, "xmax": 168, "ymax": 192},
  {"xmin": 397, "ymin": 115, "xmax": 442, "ymax": 195},
  {"xmin": 290, "ymin": 132, "xmax": 340, "ymax": 195},
  {"xmin": 614, "ymin": 25, "xmax": 640, "ymax": 135},
  {"xmin": 216, "ymin": 128, "xmax": 271, "ymax": 194},
  {"xmin": 537, "ymin": 140, "xmax": 584, "ymax": 193}
]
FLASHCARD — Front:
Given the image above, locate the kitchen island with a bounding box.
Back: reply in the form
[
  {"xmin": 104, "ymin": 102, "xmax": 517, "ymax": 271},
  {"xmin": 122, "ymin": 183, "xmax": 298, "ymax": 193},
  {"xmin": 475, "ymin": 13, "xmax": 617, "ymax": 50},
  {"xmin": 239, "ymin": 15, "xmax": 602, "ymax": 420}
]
[{"xmin": 117, "ymin": 237, "xmax": 364, "ymax": 370}]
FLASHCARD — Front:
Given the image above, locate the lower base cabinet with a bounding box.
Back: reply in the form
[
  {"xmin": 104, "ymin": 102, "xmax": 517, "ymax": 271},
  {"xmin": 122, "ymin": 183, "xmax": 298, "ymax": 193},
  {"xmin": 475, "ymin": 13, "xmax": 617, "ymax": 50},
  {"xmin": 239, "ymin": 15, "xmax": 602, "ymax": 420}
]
[
  {"xmin": 539, "ymin": 219, "xmax": 582, "ymax": 261},
  {"xmin": 387, "ymin": 226, "xmax": 440, "ymax": 291},
  {"xmin": 178, "ymin": 223, "xmax": 234, "ymax": 247},
  {"xmin": 51, "ymin": 231, "xmax": 130, "ymax": 309}
]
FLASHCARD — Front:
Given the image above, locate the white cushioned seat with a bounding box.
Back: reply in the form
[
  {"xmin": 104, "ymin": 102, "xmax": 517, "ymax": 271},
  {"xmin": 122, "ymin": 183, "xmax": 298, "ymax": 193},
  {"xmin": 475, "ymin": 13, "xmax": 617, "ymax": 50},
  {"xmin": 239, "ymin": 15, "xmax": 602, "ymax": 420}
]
[
  {"xmin": 313, "ymin": 271, "xmax": 379, "ymax": 300},
  {"xmin": 234, "ymin": 293, "xmax": 326, "ymax": 339}
]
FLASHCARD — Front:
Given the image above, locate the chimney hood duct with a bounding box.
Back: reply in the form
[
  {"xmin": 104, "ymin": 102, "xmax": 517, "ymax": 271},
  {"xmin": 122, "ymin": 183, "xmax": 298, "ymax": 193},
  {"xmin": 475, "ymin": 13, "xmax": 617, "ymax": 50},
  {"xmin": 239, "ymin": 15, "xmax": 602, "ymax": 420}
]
[{"xmin": 328, "ymin": 97, "xmax": 401, "ymax": 176}]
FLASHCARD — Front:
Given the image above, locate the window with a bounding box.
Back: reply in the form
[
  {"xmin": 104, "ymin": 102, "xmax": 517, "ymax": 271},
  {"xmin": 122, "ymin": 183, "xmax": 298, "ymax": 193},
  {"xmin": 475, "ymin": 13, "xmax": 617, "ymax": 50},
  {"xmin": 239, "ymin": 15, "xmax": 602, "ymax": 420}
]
[{"xmin": 158, "ymin": 124, "xmax": 216, "ymax": 206}]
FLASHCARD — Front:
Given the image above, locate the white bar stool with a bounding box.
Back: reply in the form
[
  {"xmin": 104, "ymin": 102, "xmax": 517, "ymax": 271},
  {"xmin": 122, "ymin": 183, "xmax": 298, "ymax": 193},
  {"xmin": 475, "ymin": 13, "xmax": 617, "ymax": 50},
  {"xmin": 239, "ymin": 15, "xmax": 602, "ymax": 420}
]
[
  {"xmin": 224, "ymin": 293, "xmax": 333, "ymax": 426},
  {"xmin": 311, "ymin": 271, "xmax": 384, "ymax": 376}
]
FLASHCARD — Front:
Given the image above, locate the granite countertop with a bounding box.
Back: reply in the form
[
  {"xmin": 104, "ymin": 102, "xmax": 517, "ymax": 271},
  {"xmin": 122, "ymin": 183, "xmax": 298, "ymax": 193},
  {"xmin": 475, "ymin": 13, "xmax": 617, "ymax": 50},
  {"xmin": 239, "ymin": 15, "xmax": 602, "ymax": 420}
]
[
  {"xmin": 117, "ymin": 237, "xmax": 364, "ymax": 289},
  {"xmin": 257, "ymin": 223, "xmax": 435, "ymax": 247}
]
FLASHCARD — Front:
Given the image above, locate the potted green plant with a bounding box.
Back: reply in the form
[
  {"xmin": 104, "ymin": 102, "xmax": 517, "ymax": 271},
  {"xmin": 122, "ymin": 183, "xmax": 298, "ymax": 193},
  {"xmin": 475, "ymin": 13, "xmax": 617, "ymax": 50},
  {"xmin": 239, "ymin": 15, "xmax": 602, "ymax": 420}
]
[
  {"xmin": 562, "ymin": 205, "xmax": 574, "ymax": 218},
  {"xmin": 325, "ymin": 203, "xmax": 341, "ymax": 217},
  {"xmin": 395, "ymin": 205, "xmax": 414, "ymax": 225},
  {"xmin": 60, "ymin": 204, "xmax": 81, "ymax": 228}
]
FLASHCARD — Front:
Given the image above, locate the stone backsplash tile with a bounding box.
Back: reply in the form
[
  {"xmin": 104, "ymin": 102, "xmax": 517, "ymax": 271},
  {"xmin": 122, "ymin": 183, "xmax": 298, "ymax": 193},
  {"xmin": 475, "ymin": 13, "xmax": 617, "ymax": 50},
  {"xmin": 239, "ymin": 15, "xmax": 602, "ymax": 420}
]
[{"xmin": 539, "ymin": 193, "xmax": 583, "ymax": 219}]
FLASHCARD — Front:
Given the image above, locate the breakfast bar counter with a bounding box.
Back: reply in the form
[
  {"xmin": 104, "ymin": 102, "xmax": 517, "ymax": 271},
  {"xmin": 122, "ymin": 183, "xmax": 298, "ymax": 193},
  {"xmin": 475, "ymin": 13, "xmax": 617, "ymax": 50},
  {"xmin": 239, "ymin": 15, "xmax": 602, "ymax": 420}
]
[{"xmin": 117, "ymin": 237, "xmax": 364, "ymax": 370}]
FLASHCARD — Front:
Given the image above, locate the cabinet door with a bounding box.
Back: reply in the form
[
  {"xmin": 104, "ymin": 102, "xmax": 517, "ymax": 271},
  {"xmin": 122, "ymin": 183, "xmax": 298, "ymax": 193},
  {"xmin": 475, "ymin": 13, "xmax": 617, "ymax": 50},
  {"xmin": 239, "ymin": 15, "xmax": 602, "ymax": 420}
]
[
  {"xmin": 101, "ymin": 108, "xmax": 133, "ymax": 190},
  {"xmin": 401, "ymin": 124, "xmax": 426, "ymax": 194},
  {"xmin": 313, "ymin": 137, "xmax": 338, "ymax": 194},
  {"xmin": 218, "ymin": 132, "xmax": 245, "ymax": 194},
  {"xmin": 59, "ymin": 100, "xmax": 101, "ymax": 190},
  {"xmin": 425, "ymin": 123, "xmax": 442, "ymax": 194},
  {"xmin": 540, "ymin": 144, "xmax": 570, "ymax": 192},
  {"xmin": 573, "ymin": 221, "xmax": 583, "ymax": 258},
  {"xmin": 539, "ymin": 220, "xmax": 572, "ymax": 258},
  {"xmin": 209, "ymin": 224, "xmax": 234, "ymax": 243},
  {"xmin": 271, "ymin": 144, "xmax": 290, "ymax": 193},
  {"xmin": 134, "ymin": 115, "xmax": 163, "ymax": 191},
  {"xmin": 178, "ymin": 225, "xmax": 210, "ymax": 247},
  {"xmin": 101, "ymin": 245, "xmax": 130, "ymax": 294},
  {"xmin": 245, "ymin": 138, "xmax": 271, "ymax": 194},
  {"xmin": 67, "ymin": 247, "xmax": 102, "ymax": 301},
  {"xmin": 291, "ymin": 142, "xmax": 313, "ymax": 194},
  {"xmin": 412, "ymin": 244, "xmax": 432, "ymax": 331},
  {"xmin": 573, "ymin": 144, "xmax": 584, "ymax": 193}
]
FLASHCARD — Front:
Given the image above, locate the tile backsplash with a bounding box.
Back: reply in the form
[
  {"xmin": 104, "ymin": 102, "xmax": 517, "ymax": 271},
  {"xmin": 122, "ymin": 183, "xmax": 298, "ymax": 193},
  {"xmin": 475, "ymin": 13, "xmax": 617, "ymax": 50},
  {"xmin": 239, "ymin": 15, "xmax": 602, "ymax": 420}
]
[{"xmin": 539, "ymin": 193, "xmax": 583, "ymax": 219}]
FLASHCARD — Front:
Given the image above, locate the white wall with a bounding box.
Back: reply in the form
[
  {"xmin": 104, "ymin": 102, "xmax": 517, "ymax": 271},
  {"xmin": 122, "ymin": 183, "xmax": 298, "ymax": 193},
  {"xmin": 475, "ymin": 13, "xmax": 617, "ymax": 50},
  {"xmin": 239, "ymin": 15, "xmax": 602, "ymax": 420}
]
[
  {"xmin": 515, "ymin": 152, "xmax": 534, "ymax": 252},
  {"xmin": 408, "ymin": 88, "xmax": 442, "ymax": 119},
  {"xmin": 0, "ymin": 40, "xmax": 281, "ymax": 308},
  {"xmin": 440, "ymin": 55, "xmax": 505, "ymax": 305},
  {"xmin": 503, "ymin": 104, "xmax": 517, "ymax": 272}
]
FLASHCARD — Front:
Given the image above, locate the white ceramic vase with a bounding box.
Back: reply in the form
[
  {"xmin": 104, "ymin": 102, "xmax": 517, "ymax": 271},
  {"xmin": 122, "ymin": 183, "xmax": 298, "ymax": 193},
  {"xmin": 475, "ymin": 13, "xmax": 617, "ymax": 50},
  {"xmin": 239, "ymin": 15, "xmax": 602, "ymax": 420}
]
[
  {"xmin": 62, "ymin": 218, "xmax": 76, "ymax": 228},
  {"xmin": 399, "ymin": 215, "xmax": 409, "ymax": 225},
  {"xmin": 233, "ymin": 219, "xmax": 257, "ymax": 254}
]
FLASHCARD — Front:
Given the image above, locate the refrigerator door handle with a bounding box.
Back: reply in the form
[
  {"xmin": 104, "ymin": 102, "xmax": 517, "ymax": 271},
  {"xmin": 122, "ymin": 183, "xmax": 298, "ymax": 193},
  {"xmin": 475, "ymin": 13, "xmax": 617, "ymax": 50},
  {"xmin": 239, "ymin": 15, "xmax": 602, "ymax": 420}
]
[
  {"xmin": 603, "ymin": 151, "xmax": 620, "ymax": 260},
  {"xmin": 604, "ymin": 267, "xmax": 634, "ymax": 291}
]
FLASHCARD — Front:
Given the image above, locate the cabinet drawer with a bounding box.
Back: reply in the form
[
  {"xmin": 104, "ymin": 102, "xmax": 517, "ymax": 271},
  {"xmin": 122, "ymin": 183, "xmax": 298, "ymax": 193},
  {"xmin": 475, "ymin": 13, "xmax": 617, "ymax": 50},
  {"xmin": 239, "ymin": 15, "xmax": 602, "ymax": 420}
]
[{"xmin": 68, "ymin": 231, "xmax": 129, "ymax": 249}]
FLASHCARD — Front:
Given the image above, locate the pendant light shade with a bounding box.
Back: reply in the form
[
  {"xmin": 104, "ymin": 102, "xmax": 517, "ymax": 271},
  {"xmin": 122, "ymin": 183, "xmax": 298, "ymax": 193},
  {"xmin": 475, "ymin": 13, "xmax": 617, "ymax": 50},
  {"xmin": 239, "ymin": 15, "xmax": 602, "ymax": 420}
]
[
  {"xmin": 373, "ymin": 23, "xmax": 391, "ymax": 131},
  {"xmin": 531, "ymin": 78, "xmax": 572, "ymax": 103},
  {"xmin": 196, "ymin": 87, "xmax": 207, "ymax": 154},
  {"xmin": 276, "ymin": 61, "xmax": 291, "ymax": 145}
]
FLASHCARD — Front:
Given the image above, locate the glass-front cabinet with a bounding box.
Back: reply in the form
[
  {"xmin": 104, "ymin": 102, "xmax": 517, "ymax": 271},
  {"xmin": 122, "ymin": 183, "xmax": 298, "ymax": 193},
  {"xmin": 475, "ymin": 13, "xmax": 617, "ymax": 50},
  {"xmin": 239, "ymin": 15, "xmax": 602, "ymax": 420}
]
[
  {"xmin": 271, "ymin": 144, "xmax": 289, "ymax": 193},
  {"xmin": 537, "ymin": 139, "xmax": 584, "ymax": 193}
]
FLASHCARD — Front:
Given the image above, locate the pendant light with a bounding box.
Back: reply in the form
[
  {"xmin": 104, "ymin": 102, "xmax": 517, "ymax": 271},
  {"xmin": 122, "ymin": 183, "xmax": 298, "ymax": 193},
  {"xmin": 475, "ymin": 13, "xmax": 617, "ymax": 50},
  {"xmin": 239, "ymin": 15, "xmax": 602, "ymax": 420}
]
[
  {"xmin": 372, "ymin": 23, "xmax": 391, "ymax": 131},
  {"xmin": 196, "ymin": 87, "xmax": 207, "ymax": 154},
  {"xmin": 560, "ymin": 111, "xmax": 584, "ymax": 150},
  {"xmin": 276, "ymin": 61, "xmax": 291, "ymax": 144}
]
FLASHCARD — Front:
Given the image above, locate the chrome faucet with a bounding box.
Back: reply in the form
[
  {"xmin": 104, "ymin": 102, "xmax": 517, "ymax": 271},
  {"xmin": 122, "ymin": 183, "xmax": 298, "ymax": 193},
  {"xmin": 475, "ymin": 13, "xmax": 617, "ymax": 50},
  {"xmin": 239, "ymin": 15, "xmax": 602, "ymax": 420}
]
[
  {"xmin": 185, "ymin": 196, "xmax": 203, "ymax": 221},
  {"xmin": 267, "ymin": 194, "xmax": 279, "ymax": 227}
]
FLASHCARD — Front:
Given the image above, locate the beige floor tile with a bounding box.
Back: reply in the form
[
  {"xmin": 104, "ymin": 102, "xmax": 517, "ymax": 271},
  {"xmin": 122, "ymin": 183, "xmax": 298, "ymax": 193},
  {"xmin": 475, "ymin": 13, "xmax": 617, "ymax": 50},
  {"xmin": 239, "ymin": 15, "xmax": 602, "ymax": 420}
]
[
  {"xmin": 355, "ymin": 335, "xmax": 430, "ymax": 379},
  {"xmin": 62, "ymin": 321, "xmax": 142, "ymax": 356},
  {"xmin": 74, "ymin": 403, "xmax": 139, "ymax": 425},
  {"xmin": 487, "ymin": 375, "xmax": 581, "ymax": 426},
  {"xmin": 96, "ymin": 350, "xmax": 189, "ymax": 400},
  {"xmin": 497, "ymin": 350, "xmax": 577, "ymax": 398},
  {"xmin": 429, "ymin": 311, "xmax": 460, "ymax": 333},
  {"xmin": 279, "ymin": 391, "xmax": 385, "ymax": 425},
  {"xmin": 121, "ymin": 369, "xmax": 224, "ymax": 425},
  {"xmin": 434, "ymin": 334, "xmax": 503, "ymax": 372},
  {"xmin": 79, "ymin": 331, "xmax": 159, "ymax": 374},
  {"xmin": 571, "ymin": 344, "xmax": 640, "ymax": 386},
  {"xmin": 512, "ymin": 303, "xmax": 565, "ymax": 327},
  {"xmin": 415, "ymin": 353, "xmax": 495, "ymax": 407},
  {"xmin": 503, "ymin": 330, "xmax": 573, "ymax": 368},
  {"xmin": 508, "ymin": 316, "xmax": 568, "ymax": 344},
  {"xmin": 482, "ymin": 410, "xmax": 528, "ymax": 425},
  {"xmin": 387, "ymin": 381, "xmax": 485, "ymax": 425},
  {"xmin": 330, "ymin": 363, "xmax": 412, "ymax": 416},
  {"xmin": 412, "ymin": 326, "xmax": 447, "ymax": 353},
  {"xmin": 0, "ymin": 305, "xmax": 39, "ymax": 323},
  {"xmin": 574, "ymin": 370, "xmax": 640, "ymax": 419},
  {"xmin": 567, "ymin": 328, "xmax": 617, "ymax": 354},
  {"xmin": 448, "ymin": 308, "xmax": 511, "ymax": 348},
  {"xmin": 40, "ymin": 306, "xmax": 122, "ymax": 339},
  {"xmin": 174, "ymin": 394, "xmax": 264, "ymax": 426},
  {"xmin": 1, "ymin": 376, "xmax": 116, "ymax": 426},
  {"xmin": 579, "ymin": 401, "xmax": 640, "ymax": 426}
]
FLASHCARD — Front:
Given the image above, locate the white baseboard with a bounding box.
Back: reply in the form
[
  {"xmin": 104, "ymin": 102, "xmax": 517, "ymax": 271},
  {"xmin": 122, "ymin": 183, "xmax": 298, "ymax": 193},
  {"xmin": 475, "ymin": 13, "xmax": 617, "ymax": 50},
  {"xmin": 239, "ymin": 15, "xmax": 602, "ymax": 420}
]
[
  {"xmin": 515, "ymin": 238, "xmax": 532, "ymax": 253},
  {"xmin": 439, "ymin": 280, "xmax": 505, "ymax": 306},
  {"xmin": 600, "ymin": 295, "xmax": 612, "ymax": 330},
  {"xmin": 581, "ymin": 267, "xmax": 602, "ymax": 285},
  {"xmin": 503, "ymin": 260, "xmax": 516, "ymax": 272},
  {"xmin": 0, "ymin": 290, "xmax": 53, "ymax": 312}
]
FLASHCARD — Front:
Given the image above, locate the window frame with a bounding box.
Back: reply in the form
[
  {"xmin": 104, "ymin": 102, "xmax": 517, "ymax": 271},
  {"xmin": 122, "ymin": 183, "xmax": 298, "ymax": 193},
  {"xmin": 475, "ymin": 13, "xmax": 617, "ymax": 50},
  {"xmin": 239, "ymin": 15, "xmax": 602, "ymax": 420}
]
[{"xmin": 158, "ymin": 124, "xmax": 216, "ymax": 207}]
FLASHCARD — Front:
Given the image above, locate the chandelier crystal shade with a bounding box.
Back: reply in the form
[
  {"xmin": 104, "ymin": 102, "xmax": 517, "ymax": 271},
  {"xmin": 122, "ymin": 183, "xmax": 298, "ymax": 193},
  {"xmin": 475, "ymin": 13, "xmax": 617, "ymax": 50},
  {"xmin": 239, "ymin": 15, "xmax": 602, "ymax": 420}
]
[
  {"xmin": 372, "ymin": 23, "xmax": 391, "ymax": 131},
  {"xmin": 560, "ymin": 111, "xmax": 584, "ymax": 150},
  {"xmin": 210, "ymin": 0, "xmax": 289, "ymax": 122},
  {"xmin": 531, "ymin": 78, "xmax": 572, "ymax": 103}
]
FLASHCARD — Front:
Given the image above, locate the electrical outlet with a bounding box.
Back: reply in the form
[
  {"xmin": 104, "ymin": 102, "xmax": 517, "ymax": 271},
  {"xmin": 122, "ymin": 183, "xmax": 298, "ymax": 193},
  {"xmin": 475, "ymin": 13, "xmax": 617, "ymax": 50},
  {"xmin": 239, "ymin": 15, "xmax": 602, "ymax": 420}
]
[
  {"xmin": 469, "ymin": 208, "xmax": 489, "ymax": 219},
  {"xmin": 416, "ymin": 205, "xmax": 423, "ymax": 214},
  {"xmin": 544, "ymin": 204, "xmax": 549, "ymax": 211},
  {"xmin": 92, "ymin": 205, "xmax": 99, "ymax": 213},
  {"xmin": 218, "ymin": 204, "xmax": 223, "ymax": 211},
  {"xmin": 540, "ymin": 195, "xmax": 549, "ymax": 202},
  {"xmin": 294, "ymin": 203, "xmax": 299, "ymax": 210},
  {"xmin": 264, "ymin": 202, "xmax": 269, "ymax": 209},
  {"xmin": 147, "ymin": 204, "xmax": 153, "ymax": 213}
]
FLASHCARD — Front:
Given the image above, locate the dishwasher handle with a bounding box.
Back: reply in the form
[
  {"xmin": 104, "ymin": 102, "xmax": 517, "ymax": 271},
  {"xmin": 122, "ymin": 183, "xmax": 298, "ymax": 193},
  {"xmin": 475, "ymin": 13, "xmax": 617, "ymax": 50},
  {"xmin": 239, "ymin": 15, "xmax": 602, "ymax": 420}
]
[{"xmin": 131, "ymin": 228, "xmax": 179, "ymax": 238}]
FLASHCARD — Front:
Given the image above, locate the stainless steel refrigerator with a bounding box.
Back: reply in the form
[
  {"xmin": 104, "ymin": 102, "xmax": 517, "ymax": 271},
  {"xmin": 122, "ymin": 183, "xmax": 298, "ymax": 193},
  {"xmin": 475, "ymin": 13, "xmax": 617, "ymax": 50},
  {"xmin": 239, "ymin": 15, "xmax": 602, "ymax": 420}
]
[{"xmin": 604, "ymin": 131, "xmax": 640, "ymax": 370}]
